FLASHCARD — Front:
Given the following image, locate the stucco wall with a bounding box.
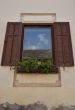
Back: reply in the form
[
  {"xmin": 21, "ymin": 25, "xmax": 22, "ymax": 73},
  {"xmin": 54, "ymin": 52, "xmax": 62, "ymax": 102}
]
[{"xmin": 0, "ymin": 0, "xmax": 75, "ymax": 105}]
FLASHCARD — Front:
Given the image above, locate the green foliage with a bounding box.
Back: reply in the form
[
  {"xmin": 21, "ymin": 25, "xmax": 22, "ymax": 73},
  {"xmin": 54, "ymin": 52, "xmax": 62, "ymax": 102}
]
[
  {"xmin": 38, "ymin": 58, "xmax": 53, "ymax": 73},
  {"xmin": 16, "ymin": 58, "xmax": 53, "ymax": 73},
  {"xmin": 17, "ymin": 58, "xmax": 38, "ymax": 68}
]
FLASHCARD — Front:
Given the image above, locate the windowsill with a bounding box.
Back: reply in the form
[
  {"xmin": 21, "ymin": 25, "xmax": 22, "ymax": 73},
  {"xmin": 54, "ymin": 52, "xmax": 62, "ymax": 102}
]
[{"xmin": 13, "ymin": 69, "xmax": 61, "ymax": 87}]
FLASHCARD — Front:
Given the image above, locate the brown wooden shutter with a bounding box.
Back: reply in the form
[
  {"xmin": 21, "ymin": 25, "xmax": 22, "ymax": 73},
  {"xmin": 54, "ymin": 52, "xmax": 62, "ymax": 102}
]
[
  {"xmin": 53, "ymin": 22, "xmax": 74, "ymax": 67},
  {"xmin": 1, "ymin": 22, "xmax": 23, "ymax": 66}
]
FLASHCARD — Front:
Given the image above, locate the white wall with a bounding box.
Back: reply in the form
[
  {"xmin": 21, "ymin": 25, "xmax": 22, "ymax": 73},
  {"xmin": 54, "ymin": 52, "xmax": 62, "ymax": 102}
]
[{"xmin": 0, "ymin": 0, "xmax": 75, "ymax": 105}]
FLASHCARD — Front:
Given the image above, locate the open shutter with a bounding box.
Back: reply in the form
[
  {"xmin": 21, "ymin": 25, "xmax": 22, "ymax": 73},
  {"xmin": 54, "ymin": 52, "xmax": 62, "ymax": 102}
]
[
  {"xmin": 53, "ymin": 22, "xmax": 74, "ymax": 67},
  {"xmin": 1, "ymin": 22, "xmax": 23, "ymax": 66}
]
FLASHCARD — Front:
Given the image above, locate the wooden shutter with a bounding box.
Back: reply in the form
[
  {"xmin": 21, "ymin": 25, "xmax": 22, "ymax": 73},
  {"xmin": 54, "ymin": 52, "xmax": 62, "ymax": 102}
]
[
  {"xmin": 53, "ymin": 22, "xmax": 74, "ymax": 67},
  {"xmin": 1, "ymin": 22, "xmax": 23, "ymax": 66}
]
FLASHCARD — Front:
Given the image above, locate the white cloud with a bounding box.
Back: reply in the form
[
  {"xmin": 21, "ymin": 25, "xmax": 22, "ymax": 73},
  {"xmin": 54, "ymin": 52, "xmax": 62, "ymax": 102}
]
[
  {"xmin": 26, "ymin": 45, "xmax": 37, "ymax": 50},
  {"xmin": 38, "ymin": 33, "xmax": 49, "ymax": 45},
  {"xmin": 25, "ymin": 33, "xmax": 49, "ymax": 50},
  {"xmin": 31, "ymin": 46, "xmax": 37, "ymax": 50}
]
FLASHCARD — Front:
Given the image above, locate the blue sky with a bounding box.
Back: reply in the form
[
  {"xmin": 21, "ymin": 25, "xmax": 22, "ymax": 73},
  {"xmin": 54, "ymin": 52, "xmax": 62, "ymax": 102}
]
[{"xmin": 23, "ymin": 27, "xmax": 52, "ymax": 50}]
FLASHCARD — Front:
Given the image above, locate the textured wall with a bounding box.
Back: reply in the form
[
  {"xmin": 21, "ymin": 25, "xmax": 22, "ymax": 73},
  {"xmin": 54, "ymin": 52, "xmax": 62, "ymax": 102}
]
[{"xmin": 0, "ymin": 0, "xmax": 75, "ymax": 105}]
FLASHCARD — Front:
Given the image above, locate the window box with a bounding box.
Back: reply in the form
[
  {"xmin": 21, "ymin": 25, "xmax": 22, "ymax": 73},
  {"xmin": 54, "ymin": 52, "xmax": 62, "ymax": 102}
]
[
  {"xmin": 15, "ymin": 58, "xmax": 59, "ymax": 74},
  {"xmin": 15, "ymin": 65, "xmax": 58, "ymax": 74}
]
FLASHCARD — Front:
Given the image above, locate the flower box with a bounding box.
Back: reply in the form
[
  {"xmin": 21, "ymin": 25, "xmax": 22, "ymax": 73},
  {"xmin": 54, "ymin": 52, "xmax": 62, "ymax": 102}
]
[
  {"xmin": 15, "ymin": 58, "xmax": 59, "ymax": 74},
  {"xmin": 15, "ymin": 65, "xmax": 59, "ymax": 74}
]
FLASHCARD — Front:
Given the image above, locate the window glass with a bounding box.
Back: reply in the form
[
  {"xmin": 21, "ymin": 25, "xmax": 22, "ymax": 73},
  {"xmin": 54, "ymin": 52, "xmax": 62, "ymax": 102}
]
[
  {"xmin": 23, "ymin": 27, "xmax": 52, "ymax": 50},
  {"xmin": 23, "ymin": 27, "xmax": 52, "ymax": 59}
]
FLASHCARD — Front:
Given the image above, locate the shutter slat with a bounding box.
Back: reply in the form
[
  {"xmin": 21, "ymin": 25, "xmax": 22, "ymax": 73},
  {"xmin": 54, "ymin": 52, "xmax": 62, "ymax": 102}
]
[
  {"xmin": 62, "ymin": 23, "xmax": 74, "ymax": 66},
  {"xmin": 54, "ymin": 23, "xmax": 61, "ymax": 35},
  {"xmin": 61, "ymin": 23, "xmax": 69, "ymax": 36},
  {"xmin": 2, "ymin": 36, "xmax": 13, "ymax": 65},
  {"xmin": 53, "ymin": 33, "xmax": 63, "ymax": 66},
  {"xmin": 11, "ymin": 36, "xmax": 19, "ymax": 65},
  {"xmin": 10, "ymin": 23, "xmax": 23, "ymax": 65}
]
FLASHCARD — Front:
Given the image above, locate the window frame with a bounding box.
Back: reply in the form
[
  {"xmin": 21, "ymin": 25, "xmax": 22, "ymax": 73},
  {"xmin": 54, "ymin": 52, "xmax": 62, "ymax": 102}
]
[{"xmin": 22, "ymin": 23, "xmax": 55, "ymax": 64}]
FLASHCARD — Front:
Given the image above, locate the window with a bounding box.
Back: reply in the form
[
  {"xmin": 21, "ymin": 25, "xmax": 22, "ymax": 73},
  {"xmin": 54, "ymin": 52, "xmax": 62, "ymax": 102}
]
[
  {"xmin": 1, "ymin": 22, "xmax": 74, "ymax": 67},
  {"xmin": 23, "ymin": 26, "xmax": 52, "ymax": 59}
]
